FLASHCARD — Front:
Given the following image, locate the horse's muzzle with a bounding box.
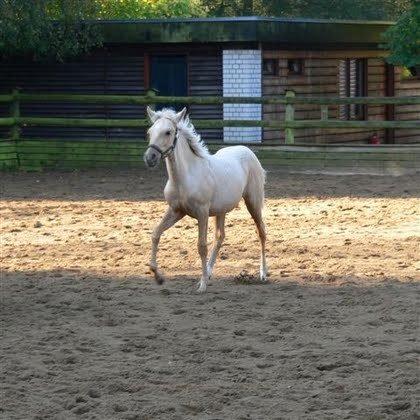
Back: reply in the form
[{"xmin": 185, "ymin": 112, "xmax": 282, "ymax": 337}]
[{"xmin": 144, "ymin": 148, "xmax": 159, "ymax": 168}]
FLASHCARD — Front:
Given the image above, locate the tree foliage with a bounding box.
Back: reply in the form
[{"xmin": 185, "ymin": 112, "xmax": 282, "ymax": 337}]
[
  {"xmin": 201, "ymin": 0, "xmax": 411, "ymax": 20},
  {"xmin": 384, "ymin": 0, "xmax": 420, "ymax": 68},
  {"xmin": 0, "ymin": 0, "xmax": 204, "ymax": 61},
  {"xmin": 96, "ymin": 0, "xmax": 204, "ymax": 19},
  {"xmin": 0, "ymin": 0, "xmax": 101, "ymax": 62}
]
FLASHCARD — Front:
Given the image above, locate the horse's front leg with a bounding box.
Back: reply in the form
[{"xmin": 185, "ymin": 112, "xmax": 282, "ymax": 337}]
[
  {"xmin": 196, "ymin": 210, "xmax": 209, "ymax": 293},
  {"xmin": 150, "ymin": 207, "xmax": 184, "ymax": 284},
  {"xmin": 207, "ymin": 213, "xmax": 226, "ymax": 278}
]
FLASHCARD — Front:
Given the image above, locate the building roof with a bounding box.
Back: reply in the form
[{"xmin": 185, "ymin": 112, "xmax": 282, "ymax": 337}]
[{"xmin": 97, "ymin": 16, "xmax": 393, "ymax": 48}]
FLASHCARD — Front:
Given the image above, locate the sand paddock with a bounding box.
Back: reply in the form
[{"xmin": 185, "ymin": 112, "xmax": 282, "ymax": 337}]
[{"xmin": 1, "ymin": 168, "xmax": 419, "ymax": 419}]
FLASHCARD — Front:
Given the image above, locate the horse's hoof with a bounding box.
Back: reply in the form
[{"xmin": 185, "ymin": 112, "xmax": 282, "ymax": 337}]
[
  {"xmin": 260, "ymin": 268, "xmax": 269, "ymax": 283},
  {"xmin": 154, "ymin": 274, "xmax": 165, "ymax": 285},
  {"xmin": 150, "ymin": 265, "xmax": 164, "ymax": 285},
  {"xmin": 260, "ymin": 274, "xmax": 269, "ymax": 283},
  {"xmin": 151, "ymin": 269, "xmax": 164, "ymax": 285},
  {"xmin": 196, "ymin": 282, "xmax": 207, "ymax": 293}
]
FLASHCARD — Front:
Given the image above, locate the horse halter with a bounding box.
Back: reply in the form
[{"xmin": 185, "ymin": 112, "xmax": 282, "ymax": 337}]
[{"xmin": 147, "ymin": 117, "xmax": 178, "ymax": 160}]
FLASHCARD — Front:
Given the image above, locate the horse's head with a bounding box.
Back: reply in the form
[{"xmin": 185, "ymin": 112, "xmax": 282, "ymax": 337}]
[{"xmin": 144, "ymin": 107, "xmax": 187, "ymax": 168}]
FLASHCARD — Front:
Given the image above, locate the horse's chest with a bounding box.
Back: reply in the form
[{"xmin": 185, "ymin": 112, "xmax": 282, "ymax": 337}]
[
  {"xmin": 164, "ymin": 182, "xmax": 209, "ymax": 217},
  {"xmin": 167, "ymin": 196, "xmax": 198, "ymax": 217}
]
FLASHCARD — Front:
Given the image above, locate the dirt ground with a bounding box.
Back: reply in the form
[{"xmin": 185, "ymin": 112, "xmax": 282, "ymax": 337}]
[{"xmin": 1, "ymin": 167, "xmax": 419, "ymax": 420}]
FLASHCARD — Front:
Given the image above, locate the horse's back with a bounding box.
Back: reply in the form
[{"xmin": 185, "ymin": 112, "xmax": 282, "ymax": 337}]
[
  {"xmin": 214, "ymin": 145, "xmax": 263, "ymax": 175},
  {"xmin": 214, "ymin": 145, "xmax": 254, "ymax": 160}
]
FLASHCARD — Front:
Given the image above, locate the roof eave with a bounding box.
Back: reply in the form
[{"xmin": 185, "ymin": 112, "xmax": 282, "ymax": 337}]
[{"xmin": 97, "ymin": 17, "xmax": 393, "ymax": 47}]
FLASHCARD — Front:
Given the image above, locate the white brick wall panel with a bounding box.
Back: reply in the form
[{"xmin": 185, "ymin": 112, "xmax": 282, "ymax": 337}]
[{"xmin": 223, "ymin": 49, "xmax": 262, "ymax": 143}]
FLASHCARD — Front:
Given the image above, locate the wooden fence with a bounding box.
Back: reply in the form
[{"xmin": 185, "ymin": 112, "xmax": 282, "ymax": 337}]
[{"xmin": 0, "ymin": 90, "xmax": 419, "ymax": 171}]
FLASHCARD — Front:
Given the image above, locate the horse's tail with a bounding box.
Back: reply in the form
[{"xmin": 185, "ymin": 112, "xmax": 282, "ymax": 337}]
[{"xmin": 244, "ymin": 151, "xmax": 266, "ymax": 211}]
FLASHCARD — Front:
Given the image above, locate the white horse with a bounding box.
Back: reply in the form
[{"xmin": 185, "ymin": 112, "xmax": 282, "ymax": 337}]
[{"xmin": 144, "ymin": 107, "xmax": 267, "ymax": 293}]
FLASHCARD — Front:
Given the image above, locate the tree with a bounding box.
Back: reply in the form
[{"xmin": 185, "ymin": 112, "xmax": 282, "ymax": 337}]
[
  {"xmin": 0, "ymin": 0, "xmax": 101, "ymax": 62},
  {"xmin": 384, "ymin": 0, "xmax": 420, "ymax": 69},
  {"xmin": 201, "ymin": 0, "xmax": 412, "ymax": 20},
  {"xmin": 96, "ymin": 0, "xmax": 204, "ymax": 19},
  {"xmin": 200, "ymin": 0, "xmax": 251, "ymax": 17},
  {"xmin": 0, "ymin": 0, "xmax": 205, "ymax": 62}
]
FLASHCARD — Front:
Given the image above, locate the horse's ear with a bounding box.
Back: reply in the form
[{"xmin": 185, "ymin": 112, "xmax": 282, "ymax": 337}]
[
  {"xmin": 147, "ymin": 106, "xmax": 157, "ymax": 122},
  {"xmin": 175, "ymin": 107, "xmax": 187, "ymax": 123}
]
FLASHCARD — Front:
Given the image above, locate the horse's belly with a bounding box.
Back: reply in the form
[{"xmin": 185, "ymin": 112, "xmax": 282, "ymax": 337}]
[
  {"xmin": 167, "ymin": 190, "xmax": 238, "ymax": 218},
  {"xmin": 209, "ymin": 202, "xmax": 238, "ymax": 216},
  {"xmin": 209, "ymin": 177, "xmax": 245, "ymax": 215}
]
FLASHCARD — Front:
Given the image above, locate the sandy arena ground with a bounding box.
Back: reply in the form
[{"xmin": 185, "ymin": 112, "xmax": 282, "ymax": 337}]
[{"xmin": 1, "ymin": 167, "xmax": 419, "ymax": 419}]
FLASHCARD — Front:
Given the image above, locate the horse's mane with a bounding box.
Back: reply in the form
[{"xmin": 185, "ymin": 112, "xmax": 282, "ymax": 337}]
[{"xmin": 154, "ymin": 108, "xmax": 210, "ymax": 159}]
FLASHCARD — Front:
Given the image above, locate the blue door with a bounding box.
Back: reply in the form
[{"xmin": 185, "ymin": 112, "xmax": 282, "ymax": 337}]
[{"xmin": 150, "ymin": 55, "xmax": 187, "ymax": 111}]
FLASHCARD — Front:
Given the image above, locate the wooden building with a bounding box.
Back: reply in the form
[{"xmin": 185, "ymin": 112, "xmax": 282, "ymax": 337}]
[{"xmin": 0, "ymin": 17, "xmax": 418, "ymax": 144}]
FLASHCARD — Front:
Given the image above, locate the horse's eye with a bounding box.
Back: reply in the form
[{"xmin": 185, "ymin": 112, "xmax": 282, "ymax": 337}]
[{"xmin": 165, "ymin": 131, "xmax": 171, "ymax": 136}]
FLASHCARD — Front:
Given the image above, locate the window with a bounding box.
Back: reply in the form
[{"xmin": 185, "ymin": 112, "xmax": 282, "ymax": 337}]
[
  {"xmin": 402, "ymin": 65, "xmax": 420, "ymax": 81},
  {"xmin": 339, "ymin": 59, "xmax": 367, "ymax": 120},
  {"xmin": 263, "ymin": 59, "xmax": 278, "ymax": 76},
  {"xmin": 287, "ymin": 59, "xmax": 304, "ymax": 75}
]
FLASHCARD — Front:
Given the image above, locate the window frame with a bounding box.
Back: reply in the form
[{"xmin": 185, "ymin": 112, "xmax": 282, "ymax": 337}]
[
  {"xmin": 287, "ymin": 58, "xmax": 304, "ymax": 76},
  {"xmin": 339, "ymin": 58, "xmax": 368, "ymax": 121},
  {"xmin": 401, "ymin": 65, "xmax": 420, "ymax": 82},
  {"xmin": 262, "ymin": 58, "xmax": 278, "ymax": 76}
]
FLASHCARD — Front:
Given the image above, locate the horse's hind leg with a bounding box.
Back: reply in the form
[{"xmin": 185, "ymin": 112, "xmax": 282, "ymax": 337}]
[
  {"xmin": 207, "ymin": 214, "xmax": 226, "ymax": 278},
  {"xmin": 244, "ymin": 198, "xmax": 267, "ymax": 282},
  {"xmin": 196, "ymin": 210, "xmax": 210, "ymax": 293},
  {"xmin": 150, "ymin": 207, "xmax": 184, "ymax": 284}
]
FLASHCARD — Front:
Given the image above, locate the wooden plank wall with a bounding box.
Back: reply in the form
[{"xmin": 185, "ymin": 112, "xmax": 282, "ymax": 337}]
[
  {"xmin": 0, "ymin": 47, "xmax": 146, "ymax": 141},
  {"xmin": 262, "ymin": 51, "xmax": 387, "ymax": 144},
  {"xmin": 0, "ymin": 47, "xmax": 224, "ymax": 143},
  {"xmin": 103, "ymin": 46, "xmax": 146, "ymax": 141},
  {"xmin": 0, "ymin": 50, "xmax": 108, "ymax": 140},
  {"xmin": 394, "ymin": 68, "xmax": 420, "ymax": 144},
  {"xmin": 188, "ymin": 51, "xmax": 223, "ymax": 142}
]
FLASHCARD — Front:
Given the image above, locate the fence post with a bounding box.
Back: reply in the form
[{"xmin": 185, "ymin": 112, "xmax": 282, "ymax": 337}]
[
  {"xmin": 285, "ymin": 90, "xmax": 295, "ymax": 144},
  {"xmin": 10, "ymin": 89, "xmax": 20, "ymax": 141},
  {"xmin": 10, "ymin": 89, "xmax": 21, "ymax": 168},
  {"xmin": 321, "ymin": 105, "xmax": 329, "ymax": 121},
  {"xmin": 146, "ymin": 88, "xmax": 158, "ymax": 110}
]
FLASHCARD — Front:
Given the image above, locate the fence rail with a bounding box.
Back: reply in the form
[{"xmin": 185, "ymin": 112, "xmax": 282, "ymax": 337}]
[
  {"xmin": 0, "ymin": 90, "xmax": 419, "ymax": 145},
  {"xmin": 1, "ymin": 92, "xmax": 420, "ymax": 105},
  {"xmin": 1, "ymin": 117, "xmax": 415, "ymax": 130}
]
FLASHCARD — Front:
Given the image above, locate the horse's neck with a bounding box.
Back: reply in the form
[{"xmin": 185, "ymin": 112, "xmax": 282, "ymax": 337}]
[{"xmin": 165, "ymin": 134, "xmax": 203, "ymax": 185}]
